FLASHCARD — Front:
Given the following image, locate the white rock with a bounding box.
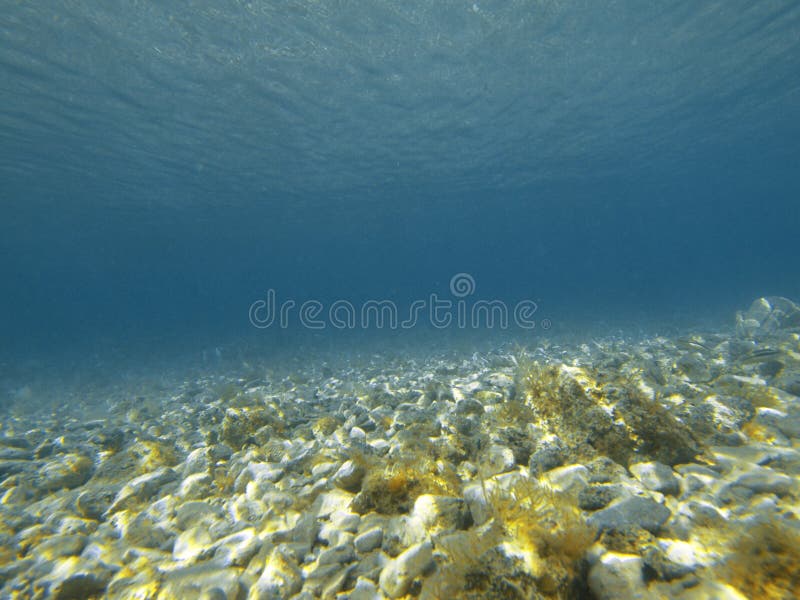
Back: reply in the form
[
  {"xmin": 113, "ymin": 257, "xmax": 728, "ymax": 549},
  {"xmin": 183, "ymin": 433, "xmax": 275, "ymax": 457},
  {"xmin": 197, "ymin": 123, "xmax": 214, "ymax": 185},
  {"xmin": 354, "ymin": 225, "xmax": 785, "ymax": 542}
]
[
  {"xmin": 317, "ymin": 524, "xmax": 354, "ymax": 548},
  {"xmin": 174, "ymin": 501, "xmax": 223, "ymax": 530},
  {"xmin": 182, "ymin": 447, "xmax": 209, "ymax": 476},
  {"xmin": 629, "ymin": 462, "xmax": 680, "ymax": 496},
  {"xmin": 311, "ymin": 461, "xmax": 338, "ymax": 478},
  {"xmin": 350, "ymin": 427, "xmax": 367, "ymax": 442},
  {"xmin": 411, "ymin": 495, "xmax": 469, "ymax": 532},
  {"xmin": 588, "ymin": 552, "xmax": 651, "ymax": 600},
  {"xmin": 545, "ymin": 464, "xmax": 589, "ymax": 495},
  {"xmin": 235, "ymin": 462, "xmax": 285, "ymax": 493},
  {"xmin": 249, "ymin": 546, "xmax": 303, "ymax": 600},
  {"xmin": 178, "ymin": 473, "xmax": 213, "ymax": 499},
  {"xmin": 355, "ymin": 528, "xmax": 383, "ymax": 553},
  {"xmin": 660, "ymin": 540, "xmax": 701, "ymax": 570},
  {"xmin": 315, "ymin": 490, "xmax": 354, "ymax": 518},
  {"xmin": 173, "ymin": 526, "xmax": 213, "ymax": 562},
  {"xmin": 379, "ymin": 539, "xmax": 433, "ymax": 599},
  {"xmin": 212, "ymin": 528, "xmax": 260, "ymax": 567},
  {"xmin": 105, "ymin": 467, "xmax": 178, "ymax": 515},
  {"xmin": 36, "ymin": 556, "xmax": 116, "ymax": 599},
  {"xmin": 330, "ymin": 510, "xmax": 361, "ymax": 533},
  {"xmin": 463, "ymin": 482, "xmax": 491, "ymax": 526},
  {"xmin": 230, "ymin": 495, "xmax": 267, "ymax": 525},
  {"xmin": 316, "ymin": 543, "xmax": 355, "ymax": 566},
  {"xmin": 481, "ymin": 444, "xmax": 516, "ymax": 476},
  {"xmin": 349, "ymin": 577, "xmax": 381, "ymax": 600}
]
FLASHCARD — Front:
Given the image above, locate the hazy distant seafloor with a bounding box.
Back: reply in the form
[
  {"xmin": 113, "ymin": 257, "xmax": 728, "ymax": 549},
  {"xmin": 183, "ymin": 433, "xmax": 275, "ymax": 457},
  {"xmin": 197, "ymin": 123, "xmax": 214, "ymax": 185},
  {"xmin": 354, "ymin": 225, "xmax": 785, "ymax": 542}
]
[{"xmin": 1, "ymin": 298, "xmax": 799, "ymax": 599}]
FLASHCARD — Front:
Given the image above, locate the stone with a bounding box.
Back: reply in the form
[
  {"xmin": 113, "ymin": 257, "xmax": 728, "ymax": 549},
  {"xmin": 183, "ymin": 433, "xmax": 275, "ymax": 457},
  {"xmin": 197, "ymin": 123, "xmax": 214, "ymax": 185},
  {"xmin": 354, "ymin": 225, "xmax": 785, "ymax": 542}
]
[
  {"xmin": 173, "ymin": 527, "xmax": 214, "ymax": 562},
  {"xmin": 332, "ymin": 460, "xmax": 366, "ymax": 493},
  {"xmin": 39, "ymin": 454, "xmax": 94, "ymax": 491},
  {"xmin": 588, "ymin": 552, "xmax": 650, "ymax": 600},
  {"xmin": 330, "ymin": 510, "xmax": 361, "ymax": 533},
  {"xmin": 579, "ymin": 484, "xmax": 623, "ymax": 511},
  {"xmin": 379, "ymin": 539, "xmax": 433, "ymax": 599},
  {"xmin": 75, "ymin": 488, "xmax": 116, "ymax": 520},
  {"xmin": 545, "ymin": 464, "xmax": 589, "ymax": 495},
  {"xmin": 411, "ymin": 495, "xmax": 471, "ymax": 532},
  {"xmin": 212, "ymin": 528, "xmax": 261, "ymax": 567},
  {"xmin": 350, "ymin": 426, "xmax": 367, "ymax": 442},
  {"xmin": 36, "ymin": 556, "xmax": 117, "ymax": 600},
  {"xmin": 629, "ymin": 462, "xmax": 680, "ymax": 496},
  {"xmin": 732, "ymin": 466, "xmax": 793, "ymax": 496},
  {"xmin": 182, "ymin": 447, "xmax": 210, "ymax": 476},
  {"xmin": 355, "ymin": 528, "xmax": 383, "ymax": 554},
  {"xmin": 249, "ymin": 546, "xmax": 303, "ymax": 600},
  {"xmin": 481, "ymin": 444, "xmax": 516, "ymax": 476},
  {"xmin": 455, "ymin": 398, "xmax": 484, "ymax": 416},
  {"xmin": 588, "ymin": 496, "xmax": 671, "ymax": 534},
  {"xmin": 178, "ymin": 473, "xmax": 213, "ymax": 499},
  {"xmin": 529, "ymin": 436, "xmax": 566, "ymax": 475},
  {"xmin": 34, "ymin": 534, "xmax": 87, "ymax": 561},
  {"xmin": 316, "ymin": 543, "xmax": 355, "ymax": 566},
  {"xmin": 174, "ymin": 501, "xmax": 224, "ymax": 530},
  {"xmin": 234, "ymin": 462, "xmax": 285, "ymax": 494},
  {"xmin": 349, "ymin": 576, "xmax": 382, "ymax": 600},
  {"xmin": 160, "ymin": 564, "xmax": 243, "ymax": 600},
  {"xmin": 105, "ymin": 467, "xmax": 178, "ymax": 515},
  {"xmin": 463, "ymin": 482, "xmax": 491, "ymax": 526},
  {"xmin": 123, "ymin": 514, "xmax": 173, "ymax": 550}
]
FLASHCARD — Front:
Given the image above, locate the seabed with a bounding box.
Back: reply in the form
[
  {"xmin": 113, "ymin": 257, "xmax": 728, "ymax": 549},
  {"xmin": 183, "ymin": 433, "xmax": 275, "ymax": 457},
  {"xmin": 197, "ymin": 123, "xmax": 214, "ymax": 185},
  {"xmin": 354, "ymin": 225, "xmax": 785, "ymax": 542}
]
[{"xmin": 1, "ymin": 297, "xmax": 800, "ymax": 599}]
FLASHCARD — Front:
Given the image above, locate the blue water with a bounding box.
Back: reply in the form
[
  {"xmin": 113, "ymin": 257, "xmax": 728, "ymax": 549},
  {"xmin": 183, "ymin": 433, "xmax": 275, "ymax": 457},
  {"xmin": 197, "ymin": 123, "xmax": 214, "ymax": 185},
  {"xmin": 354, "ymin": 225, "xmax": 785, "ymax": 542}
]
[{"xmin": 1, "ymin": 1, "xmax": 799, "ymax": 363}]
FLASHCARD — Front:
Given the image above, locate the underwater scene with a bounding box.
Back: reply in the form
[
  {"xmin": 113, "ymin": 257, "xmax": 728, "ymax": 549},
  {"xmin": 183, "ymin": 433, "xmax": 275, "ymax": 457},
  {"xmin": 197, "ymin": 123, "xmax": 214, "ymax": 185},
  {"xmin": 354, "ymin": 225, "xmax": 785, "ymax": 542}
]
[{"xmin": 2, "ymin": 1, "xmax": 800, "ymax": 599}]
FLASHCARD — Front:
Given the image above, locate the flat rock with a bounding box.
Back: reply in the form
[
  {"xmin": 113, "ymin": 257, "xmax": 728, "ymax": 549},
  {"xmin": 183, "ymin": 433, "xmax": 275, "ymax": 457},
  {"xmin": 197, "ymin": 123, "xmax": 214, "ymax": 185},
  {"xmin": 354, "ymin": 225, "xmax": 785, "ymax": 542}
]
[
  {"xmin": 588, "ymin": 496, "xmax": 671, "ymax": 534},
  {"xmin": 629, "ymin": 462, "xmax": 680, "ymax": 496}
]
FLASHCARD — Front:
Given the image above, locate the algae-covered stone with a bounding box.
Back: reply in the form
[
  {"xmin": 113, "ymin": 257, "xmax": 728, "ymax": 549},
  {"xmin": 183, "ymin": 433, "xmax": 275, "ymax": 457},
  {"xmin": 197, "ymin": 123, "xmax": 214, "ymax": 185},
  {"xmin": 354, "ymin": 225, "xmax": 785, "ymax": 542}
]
[
  {"xmin": 75, "ymin": 488, "xmax": 116, "ymax": 520},
  {"xmin": 249, "ymin": 545, "xmax": 303, "ymax": 600},
  {"xmin": 36, "ymin": 556, "xmax": 116, "ymax": 600},
  {"xmin": 529, "ymin": 435, "xmax": 566, "ymax": 475},
  {"xmin": 39, "ymin": 454, "xmax": 94, "ymax": 491},
  {"xmin": 579, "ymin": 484, "xmax": 624, "ymax": 511},
  {"xmin": 160, "ymin": 563, "xmax": 243, "ymax": 600},
  {"xmin": 105, "ymin": 467, "xmax": 178, "ymax": 515}
]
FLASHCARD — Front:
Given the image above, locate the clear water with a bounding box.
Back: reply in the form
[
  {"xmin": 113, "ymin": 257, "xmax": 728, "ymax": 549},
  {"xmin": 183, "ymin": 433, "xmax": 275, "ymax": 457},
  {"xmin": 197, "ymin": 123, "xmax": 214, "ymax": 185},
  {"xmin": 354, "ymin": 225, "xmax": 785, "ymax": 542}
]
[{"xmin": 2, "ymin": 0, "xmax": 799, "ymax": 364}]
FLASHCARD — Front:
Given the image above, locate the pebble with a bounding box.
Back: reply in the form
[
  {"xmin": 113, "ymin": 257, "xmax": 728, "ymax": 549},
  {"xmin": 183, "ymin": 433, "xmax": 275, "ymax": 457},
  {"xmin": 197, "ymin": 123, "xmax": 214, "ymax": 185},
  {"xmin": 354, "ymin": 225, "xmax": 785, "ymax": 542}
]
[
  {"xmin": 105, "ymin": 467, "xmax": 178, "ymax": 515},
  {"xmin": 355, "ymin": 528, "xmax": 383, "ymax": 553},
  {"xmin": 629, "ymin": 461, "xmax": 680, "ymax": 496},
  {"xmin": 731, "ymin": 466, "xmax": 793, "ymax": 496},
  {"xmin": 588, "ymin": 552, "xmax": 650, "ymax": 600},
  {"xmin": 379, "ymin": 539, "xmax": 433, "ymax": 599},
  {"xmin": 588, "ymin": 496, "xmax": 672, "ymax": 534},
  {"xmin": 411, "ymin": 494, "xmax": 470, "ymax": 532},
  {"xmin": 250, "ymin": 546, "xmax": 303, "ymax": 600},
  {"xmin": 39, "ymin": 453, "xmax": 94, "ymax": 491},
  {"xmin": 332, "ymin": 460, "xmax": 366, "ymax": 493}
]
